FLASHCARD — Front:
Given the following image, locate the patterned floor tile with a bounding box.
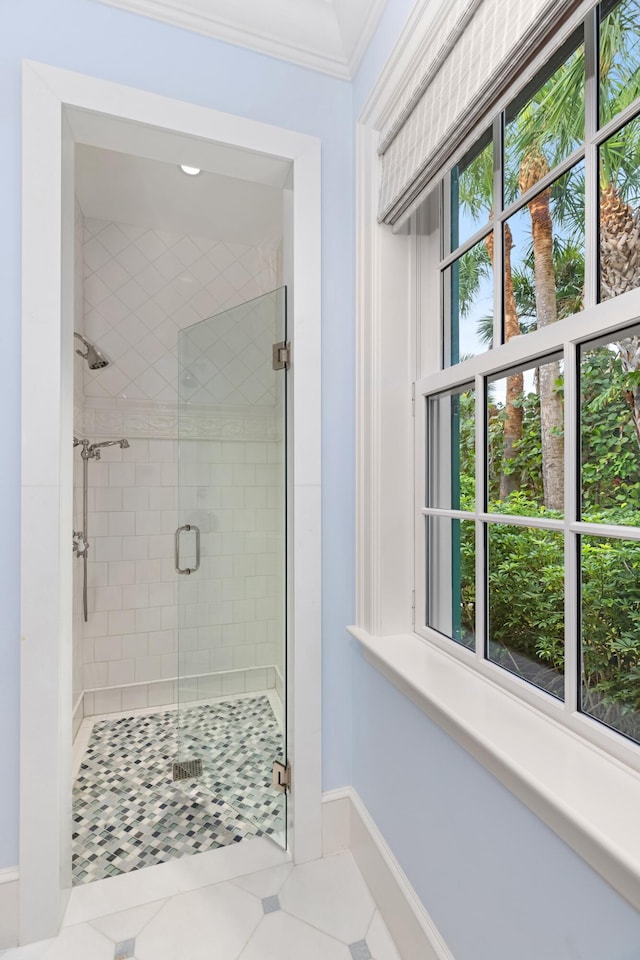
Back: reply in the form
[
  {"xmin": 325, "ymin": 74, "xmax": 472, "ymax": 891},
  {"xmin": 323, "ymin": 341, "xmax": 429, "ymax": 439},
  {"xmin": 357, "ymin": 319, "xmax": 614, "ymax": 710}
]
[
  {"xmin": 349, "ymin": 942, "xmax": 372, "ymax": 960},
  {"xmin": 72, "ymin": 696, "xmax": 284, "ymax": 884},
  {"xmin": 262, "ymin": 895, "xmax": 280, "ymax": 914}
]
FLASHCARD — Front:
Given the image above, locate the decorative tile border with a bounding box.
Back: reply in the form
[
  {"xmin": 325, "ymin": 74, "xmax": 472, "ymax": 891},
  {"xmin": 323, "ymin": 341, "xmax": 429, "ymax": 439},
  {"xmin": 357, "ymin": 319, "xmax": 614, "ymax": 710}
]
[{"xmin": 79, "ymin": 399, "xmax": 280, "ymax": 442}]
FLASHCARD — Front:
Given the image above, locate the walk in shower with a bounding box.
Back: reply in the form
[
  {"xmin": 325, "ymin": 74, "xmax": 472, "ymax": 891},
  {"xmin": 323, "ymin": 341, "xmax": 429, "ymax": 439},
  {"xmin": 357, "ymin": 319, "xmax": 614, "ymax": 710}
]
[{"xmin": 70, "ymin": 150, "xmax": 289, "ymax": 883}]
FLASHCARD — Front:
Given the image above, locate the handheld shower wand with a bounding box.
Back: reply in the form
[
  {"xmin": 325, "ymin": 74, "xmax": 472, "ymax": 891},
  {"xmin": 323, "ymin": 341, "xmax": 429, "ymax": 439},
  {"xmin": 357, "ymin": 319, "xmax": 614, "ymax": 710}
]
[{"xmin": 73, "ymin": 435, "xmax": 130, "ymax": 620}]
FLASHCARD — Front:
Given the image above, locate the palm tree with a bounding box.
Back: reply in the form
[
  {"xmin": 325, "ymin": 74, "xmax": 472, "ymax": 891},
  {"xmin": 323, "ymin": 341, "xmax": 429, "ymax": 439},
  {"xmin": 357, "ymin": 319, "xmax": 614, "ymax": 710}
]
[
  {"xmin": 599, "ymin": 111, "xmax": 640, "ymax": 442},
  {"xmin": 518, "ymin": 151, "xmax": 565, "ymax": 509},
  {"xmin": 507, "ymin": 34, "xmax": 586, "ymax": 510},
  {"xmin": 486, "ymin": 226, "xmax": 524, "ymax": 498},
  {"xmin": 458, "ymin": 3, "xmax": 640, "ymax": 507},
  {"xmin": 589, "ymin": 0, "xmax": 640, "ymax": 444}
]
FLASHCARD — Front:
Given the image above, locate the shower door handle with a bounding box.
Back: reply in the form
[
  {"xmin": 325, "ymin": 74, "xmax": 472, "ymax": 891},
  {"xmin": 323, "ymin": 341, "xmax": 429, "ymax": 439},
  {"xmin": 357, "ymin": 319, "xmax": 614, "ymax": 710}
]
[{"xmin": 175, "ymin": 524, "xmax": 200, "ymax": 575}]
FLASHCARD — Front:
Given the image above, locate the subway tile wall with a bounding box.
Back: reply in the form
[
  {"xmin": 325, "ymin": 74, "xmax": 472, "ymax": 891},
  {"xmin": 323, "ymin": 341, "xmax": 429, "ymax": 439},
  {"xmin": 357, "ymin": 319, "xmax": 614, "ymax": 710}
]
[{"xmin": 74, "ymin": 215, "xmax": 283, "ymax": 717}]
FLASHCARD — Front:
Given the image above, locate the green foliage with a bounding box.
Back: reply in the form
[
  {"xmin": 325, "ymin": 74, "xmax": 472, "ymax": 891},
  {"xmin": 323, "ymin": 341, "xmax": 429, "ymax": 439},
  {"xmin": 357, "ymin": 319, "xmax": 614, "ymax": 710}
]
[
  {"xmin": 457, "ymin": 492, "xmax": 640, "ymax": 740},
  {"xmin": 457, "ymin": 242, "xmax": 492, "ymax": 319},
  {"xmin": 581, "ymin": 347, "xmax": 640, "ymax": 512},
  {"xmin": 504, "ymin": 40, "xmax": 585, "ymax": 204},
  {"xmin": 581, "ymin": 528, "xmax": 640, "ymax": 739},
  {"xmin": 487, "ymin": 389, "xmax": 544, "ymax": 504},
  {"xmin": 485, "ymin": 514, "xmax": 564, "ymax": 698},
  {"xmin": 600, "ymin": 0, "xmax": 640, "ymax": 129},
  {"xmin": 455, "ymin": 137, "xmax": 494, "ymax": 224}
]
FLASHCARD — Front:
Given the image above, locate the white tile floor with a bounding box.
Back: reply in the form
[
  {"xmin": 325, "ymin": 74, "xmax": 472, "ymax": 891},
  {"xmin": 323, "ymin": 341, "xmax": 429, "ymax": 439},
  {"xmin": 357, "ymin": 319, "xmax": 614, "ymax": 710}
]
[{"xmin": 0, "ymin": 853, "xmax": 401, "ymax": 960}]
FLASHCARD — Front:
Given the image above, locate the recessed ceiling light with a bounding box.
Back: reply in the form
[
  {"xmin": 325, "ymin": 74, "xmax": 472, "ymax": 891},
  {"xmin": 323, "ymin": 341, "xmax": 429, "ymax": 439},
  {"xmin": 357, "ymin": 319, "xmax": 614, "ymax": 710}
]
[{"xmin": 179, "ymin": 164, "xmax": 201, "ymax": 176}]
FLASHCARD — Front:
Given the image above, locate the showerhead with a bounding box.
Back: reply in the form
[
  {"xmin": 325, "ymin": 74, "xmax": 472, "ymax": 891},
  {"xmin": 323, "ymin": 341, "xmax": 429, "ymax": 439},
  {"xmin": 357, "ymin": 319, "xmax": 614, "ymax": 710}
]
[{"xmin": 74, "ymin": 332, "xmax": 110, "ymax": 370}]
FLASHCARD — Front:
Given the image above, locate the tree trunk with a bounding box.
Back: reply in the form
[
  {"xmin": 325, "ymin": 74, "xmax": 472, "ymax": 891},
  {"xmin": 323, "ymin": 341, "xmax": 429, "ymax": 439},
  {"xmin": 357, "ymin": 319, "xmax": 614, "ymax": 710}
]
[
  {"xmin": 600, "ymin": 184, "xmax": 640, "ymax": 449},
  {"xmin": 486, "ymin": 227, "xmax": 523, "ymax": 499},
  {"xmin": 520, "ymin": 152, "xmax": 564, "ymax": 511}
]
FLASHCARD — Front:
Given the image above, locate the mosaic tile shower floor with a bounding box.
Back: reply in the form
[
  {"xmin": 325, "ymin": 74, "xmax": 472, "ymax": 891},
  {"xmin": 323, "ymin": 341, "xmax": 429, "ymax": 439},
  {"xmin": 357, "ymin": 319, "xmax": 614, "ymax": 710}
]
[{"xmin": 72, "ymin": 695, "xmax": 284, "ymax": 885}]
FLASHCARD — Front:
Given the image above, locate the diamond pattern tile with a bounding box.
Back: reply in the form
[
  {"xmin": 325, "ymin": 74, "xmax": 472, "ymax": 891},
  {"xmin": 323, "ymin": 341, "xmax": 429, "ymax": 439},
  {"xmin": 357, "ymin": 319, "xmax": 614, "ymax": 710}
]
[
  {"xmin": 349, "ymin": 942, "xmax": 372, "ymax": 960},
  {"xmin": 82, "ymin": 218, "xmax": 280, "ymax": 405},
  {"xmin": 0, "ymin": 854, "xmax": 401, "ymax": 960},
  {"xmin": 262, "ymin": 895, "xmax": 281, "ymax": 914},
  {"xmin": 72, "ymin": 695, "xmax": 284, "ymax": 884},
  {"xmin": 114, "ymin": 938, "xmax": 135, "ymax": 959}
]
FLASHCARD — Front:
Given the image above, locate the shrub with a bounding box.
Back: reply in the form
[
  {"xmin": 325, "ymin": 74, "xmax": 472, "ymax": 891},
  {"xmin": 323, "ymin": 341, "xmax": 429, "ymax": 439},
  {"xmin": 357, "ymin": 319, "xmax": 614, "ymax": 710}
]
[{"xmin": 459, "ymin": 495, "xmax": 640, "ymax": 741}]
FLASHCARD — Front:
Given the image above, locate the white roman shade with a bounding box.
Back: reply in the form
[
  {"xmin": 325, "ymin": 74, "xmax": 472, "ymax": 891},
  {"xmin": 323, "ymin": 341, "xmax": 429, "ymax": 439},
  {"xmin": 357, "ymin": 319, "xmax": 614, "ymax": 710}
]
[{"xmin": 378, "ymin": 0, "xmax": 586, "ymax": 227}]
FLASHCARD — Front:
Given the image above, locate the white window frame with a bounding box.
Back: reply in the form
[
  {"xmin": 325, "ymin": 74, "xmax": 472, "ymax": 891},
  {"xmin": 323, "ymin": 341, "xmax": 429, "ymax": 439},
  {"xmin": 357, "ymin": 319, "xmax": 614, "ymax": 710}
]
[
  {"xmin": 415, "ymin": 2, "xmax": 640, "ymax": 769},
  {"xmin": 351, "ymin": 0, "xmax": 640, "ymax": 914}
]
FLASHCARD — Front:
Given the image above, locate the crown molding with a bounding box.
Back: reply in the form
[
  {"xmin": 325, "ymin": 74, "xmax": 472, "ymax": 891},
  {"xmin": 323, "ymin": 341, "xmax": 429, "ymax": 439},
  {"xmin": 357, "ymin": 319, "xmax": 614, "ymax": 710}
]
[
  {"xmin": 345, "ymin": 0, "xmax": 391, "ymax": 78},
  {"xmin": 93, "ymin": 0, "xmax": 385, "ymax": 79}
]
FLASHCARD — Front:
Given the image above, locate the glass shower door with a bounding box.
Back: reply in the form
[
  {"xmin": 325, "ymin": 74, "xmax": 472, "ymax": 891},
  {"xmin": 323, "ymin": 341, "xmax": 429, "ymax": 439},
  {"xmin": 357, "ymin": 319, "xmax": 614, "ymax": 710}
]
[{"xmin": 174, "ymin": 288, "xmax": 288, "ymax": 849}]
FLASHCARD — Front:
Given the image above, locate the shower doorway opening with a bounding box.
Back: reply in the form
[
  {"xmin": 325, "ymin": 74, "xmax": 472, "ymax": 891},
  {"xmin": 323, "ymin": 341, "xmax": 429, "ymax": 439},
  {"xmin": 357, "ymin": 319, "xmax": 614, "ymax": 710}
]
[
  {"xmin": 21, "ymin": 60, "xmax": 321, "ymax": 946},
  {"xmin": 71, "ymin": 288, "xmax": 289, "ymax": 884}
]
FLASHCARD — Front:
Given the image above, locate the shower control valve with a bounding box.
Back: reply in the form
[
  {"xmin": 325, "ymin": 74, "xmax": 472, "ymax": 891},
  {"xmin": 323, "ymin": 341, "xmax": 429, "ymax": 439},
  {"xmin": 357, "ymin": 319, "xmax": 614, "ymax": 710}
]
[{"xmin": 72, "ymin": 530, "xmax": 90, "ymax": 557}]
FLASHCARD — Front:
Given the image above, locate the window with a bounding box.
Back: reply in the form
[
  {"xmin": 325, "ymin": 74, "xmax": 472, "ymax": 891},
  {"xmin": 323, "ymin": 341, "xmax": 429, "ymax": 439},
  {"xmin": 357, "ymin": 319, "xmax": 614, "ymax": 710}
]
[{"xmin": 416, "ymin": 0, "xmax": 640, "ymax": 751}]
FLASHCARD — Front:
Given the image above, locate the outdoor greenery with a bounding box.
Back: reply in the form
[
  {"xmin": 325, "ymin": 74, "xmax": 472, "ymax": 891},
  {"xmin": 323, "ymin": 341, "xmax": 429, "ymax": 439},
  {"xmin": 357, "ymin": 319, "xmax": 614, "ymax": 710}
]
[{"xmin": 447, "ymin": 0, "xmax": 640, "ymax": 743}]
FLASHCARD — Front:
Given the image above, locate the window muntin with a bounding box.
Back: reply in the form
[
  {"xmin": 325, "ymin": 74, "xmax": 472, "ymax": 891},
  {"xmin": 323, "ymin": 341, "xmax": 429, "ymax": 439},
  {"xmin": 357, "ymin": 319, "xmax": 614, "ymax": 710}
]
[{"xmin": 417, "ymin": 1, "xmax": 640, "ymax": 755}]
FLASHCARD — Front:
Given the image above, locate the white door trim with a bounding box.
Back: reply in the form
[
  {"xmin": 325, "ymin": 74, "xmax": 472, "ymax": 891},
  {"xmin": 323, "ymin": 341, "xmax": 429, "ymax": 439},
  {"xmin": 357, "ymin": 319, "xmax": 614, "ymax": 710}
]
[{"xmin": 20, "ymin": 59, "xmax": 322, "ymax": 945}]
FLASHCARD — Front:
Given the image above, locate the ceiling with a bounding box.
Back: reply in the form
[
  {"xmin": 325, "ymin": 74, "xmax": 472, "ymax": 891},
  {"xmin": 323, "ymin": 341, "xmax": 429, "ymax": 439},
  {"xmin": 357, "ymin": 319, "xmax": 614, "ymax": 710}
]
[
  {"xmin": 95, "ymin": 0, "xmax": 389, "ymax": 77},
  {"xmin": 75, "ymin": 144, "xmax": 284, "ymax": 247}
]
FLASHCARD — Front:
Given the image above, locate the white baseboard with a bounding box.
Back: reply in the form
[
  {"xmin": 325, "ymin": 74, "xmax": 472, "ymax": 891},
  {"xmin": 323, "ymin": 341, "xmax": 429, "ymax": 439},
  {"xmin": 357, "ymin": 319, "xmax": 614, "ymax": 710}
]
[
  {"xmin": 0, "ymin": 868, "xmax": 19, "ymax": 950},
  {"xmin": 322, "ymin": 788, "xmax": 454, "ymax": 960}
]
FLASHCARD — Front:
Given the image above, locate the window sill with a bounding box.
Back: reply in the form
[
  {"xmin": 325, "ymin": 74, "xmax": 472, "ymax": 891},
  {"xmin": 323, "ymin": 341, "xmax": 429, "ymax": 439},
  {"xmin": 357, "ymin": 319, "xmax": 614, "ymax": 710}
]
[{"xmin": 348, "ymin": 625, "xmax": 640, "ymax": 912}]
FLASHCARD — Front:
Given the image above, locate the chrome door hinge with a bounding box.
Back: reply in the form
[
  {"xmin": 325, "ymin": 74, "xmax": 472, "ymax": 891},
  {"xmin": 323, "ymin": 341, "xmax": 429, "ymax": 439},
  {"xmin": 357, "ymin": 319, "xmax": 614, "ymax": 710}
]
[
  {"xmin": 272, "ymin": 759, "xmax": 291, "ymax": 794},
  {"xmin": 272, "ymin": 341, "xmax": 291, "ymax": 370}
]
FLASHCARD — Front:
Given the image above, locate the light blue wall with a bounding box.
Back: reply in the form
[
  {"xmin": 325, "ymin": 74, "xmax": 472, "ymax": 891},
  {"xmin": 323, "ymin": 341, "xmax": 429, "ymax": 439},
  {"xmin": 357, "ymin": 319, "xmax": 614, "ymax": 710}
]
[
  {"xmin": 350, "ymin": 3, "xmax": 640, "ymax": 958},
  {"xmin": 0, "ymin": 0, "xmax": 355, "ymax": 868},
  {"xmin": 353, "ymin": 654, "xmax": 640, "ymax": 960}
]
